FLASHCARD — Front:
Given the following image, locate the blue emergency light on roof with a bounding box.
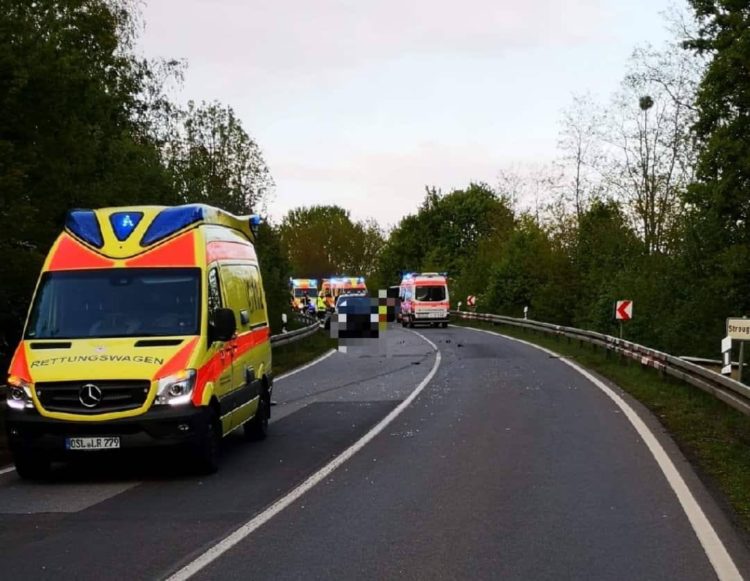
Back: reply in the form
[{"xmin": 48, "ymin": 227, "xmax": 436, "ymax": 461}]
[
  {"xmin": 65, "ymin": 210, "xmax": 104, "ymax": 248},
  {"xmin": 110, "ymin": 212, "xmax": 143, "ymax": 242},
  {"xmin": 140, "ymin": 205, "xmax": 204, "ymax": 246}
]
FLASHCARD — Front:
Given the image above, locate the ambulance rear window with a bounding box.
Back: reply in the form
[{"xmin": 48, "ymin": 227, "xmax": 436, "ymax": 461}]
[
  {"xmin": 415, "ymin": 285, "xmax": 446, "ymax": 302},
  {"xmin": 25, "ymin": 268, "xmax": 201, "ymax": 339}
]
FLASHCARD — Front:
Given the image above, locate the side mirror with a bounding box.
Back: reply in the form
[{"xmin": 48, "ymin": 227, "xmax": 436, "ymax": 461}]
[{"xmin": 210, "ymin": 308, "xmax": 237, "ymax": 343}]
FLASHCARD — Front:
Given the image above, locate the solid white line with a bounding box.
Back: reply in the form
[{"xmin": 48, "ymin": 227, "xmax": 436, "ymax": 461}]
[
  {"xmin": 275, "ymin": 349, "xmax": 336, "ymax": 382},
  {"xmin": 463, "ymin": 325, "xmax": 742, "ymax": 581},
  {"xmin": 0, "ymin": 465, "xmax": 15, "ymax": 476},
  {"xmin": 167, "ymin": 331, "xmax": 441, "ymax": 581}
]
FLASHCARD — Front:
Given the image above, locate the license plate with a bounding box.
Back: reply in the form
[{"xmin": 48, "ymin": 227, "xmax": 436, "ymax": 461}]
[{"xmin": 65, "ymin": 436, "xmax": 121, "ymax": 451}]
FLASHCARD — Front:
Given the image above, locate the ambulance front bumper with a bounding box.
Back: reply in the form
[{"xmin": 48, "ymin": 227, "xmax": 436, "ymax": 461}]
[
  {"xmin": 413, "ymin": 312, "xmax": 450, "ymax": 323},
  {"xmin": 5, "ymin": 405, "xmax": 211, "ymax": 457}
]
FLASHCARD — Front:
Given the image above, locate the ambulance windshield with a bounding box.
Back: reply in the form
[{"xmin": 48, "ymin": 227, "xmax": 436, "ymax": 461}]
[
  {"xmin": 25, "ymin": 268, "xmax": 201, "ymax": 339},
  {"xmin": 415, "ymin": 285, "xmax": 446, "ymax": 302}
]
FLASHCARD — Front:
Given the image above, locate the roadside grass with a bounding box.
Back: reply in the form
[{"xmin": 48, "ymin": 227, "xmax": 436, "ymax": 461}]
[
  {"xmin": 0, "ymin": 330, "xmax": 336, "ymax": 468},
  {"xmin": 272, "ymin": 329, "xmax": 336, "ymax": 378},
  {"xmin": 453, "ymin": 317, "xmax": 750, "ymax": 535}
]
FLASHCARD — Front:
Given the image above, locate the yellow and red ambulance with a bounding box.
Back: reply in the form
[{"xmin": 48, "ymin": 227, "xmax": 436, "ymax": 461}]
[
  {"xmin": 330, "ymin": 276, "xmax": 367, "ymax": 299},
  {"xmin": 5, "ymin": 204, "xmax": 272, "ymax": 478},
  {"xmin": 399, "ymin": 273, "xmax": 450, "ymax": 328},
  {"xmin": 289, "ymin": 278, "xmax": 318, "ymax": 311}
]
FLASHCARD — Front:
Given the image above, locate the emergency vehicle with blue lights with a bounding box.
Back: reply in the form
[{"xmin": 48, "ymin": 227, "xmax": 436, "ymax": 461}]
[
  {"xmin": 289, "ymin": 278, "xmax": 318, "ymax": 311},
  {"xmin": 399, "ymin": 272, "xmax": 450, "ymax": 328},
  {"xmin": 330, "ymin": 276, "xmax": 367, "ymax": 299},
  {"xmin": 5, "ymin": 204, "xmax": 272, "ymax": 478}
]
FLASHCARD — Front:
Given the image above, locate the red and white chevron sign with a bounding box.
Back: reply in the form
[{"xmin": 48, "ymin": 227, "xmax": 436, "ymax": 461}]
[
  {"xmin": 467, "ymin": 295, "xmax": 476, "ymax": 307},
  {"xmin": 615, "ymin": 300, "xmax": 633, "ymax": 321}
]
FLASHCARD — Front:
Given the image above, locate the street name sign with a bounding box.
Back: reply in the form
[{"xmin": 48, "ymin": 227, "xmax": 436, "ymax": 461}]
[{"xmin": 727, "ymin": 318, "xmax": 750, "ymax": 341}]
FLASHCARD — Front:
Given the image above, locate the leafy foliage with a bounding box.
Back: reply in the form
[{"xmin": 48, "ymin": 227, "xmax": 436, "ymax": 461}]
[
  {"xmin": 0, "ymin": 0, "xmax": 282, "ymax": 365},
  {"xmin": 0, "ymin": 0, "xmax": 179, "ymax": 356},
  {"xmin": 279, "ymin": 205, "xmax": 384, "ymax": 281}
]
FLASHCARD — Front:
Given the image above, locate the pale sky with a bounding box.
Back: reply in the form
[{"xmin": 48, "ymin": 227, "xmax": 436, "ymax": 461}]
[{"xmin": 137, "ymin": 0, "xmax": 682, "ymax": 228}]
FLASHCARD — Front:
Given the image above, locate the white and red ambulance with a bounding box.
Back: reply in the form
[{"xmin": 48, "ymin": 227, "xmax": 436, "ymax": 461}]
[{"xmin": 399, "ymin": 273, "xmax": 450, "ymax": 328}]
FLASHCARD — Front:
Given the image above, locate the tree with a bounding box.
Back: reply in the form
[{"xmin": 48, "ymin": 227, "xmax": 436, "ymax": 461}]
[
  {"xmin": 254, "ymin": 222, "xmax": 292, "ymax": 333},
  {"xmin": 375, "ymin": 183, "xmax": 513, "ymax": 293},
  {"xmin": 165, "ymin": 101, "xmax": 274, "ymax": 215},
  {"xmin": 0, "ymin": 0, "xmax": 179, "ymax": 360},
  {"xmin": 484, "ymin": 216, "xmax": 574, "ymax": 323},
  {"xmin": 600, "ymin": 44, "xmax": 699, "ymax": 254},
  {"xmin": 280, "ymin": 205, "xmax": 383, "ymax": 280},
  {"xmin": 558, "ymin": 93, "xmax": 603, "ymax": 220},
  {"xmin": 660, "ymin": 0, "xmax": 750, "ymax": 351},
  {"xmin": 569, "ymin": 200, "xmax": 642, "ymax": 332}
]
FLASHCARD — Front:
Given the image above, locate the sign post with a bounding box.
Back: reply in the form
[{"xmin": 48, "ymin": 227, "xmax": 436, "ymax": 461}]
[
  {"xmin": 721, "ymin": 335, "xmax": 733, "ymax": 376},
  {"xmin": 727, "ymin": 317, "xmax": 750, "ymax": 383},
  {"xmin": 615, "ymin": 300, "xmax": 633, "ymax": 338},
  {"xmin": 741, "ymin": 341, "xmax": 745, "ymax": 383}
]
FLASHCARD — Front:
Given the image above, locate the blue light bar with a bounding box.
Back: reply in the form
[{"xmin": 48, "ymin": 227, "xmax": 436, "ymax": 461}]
[
  {"xmin": 65, "ymin": 210, "xmax": 104, "ymax": 248},
  {"xmin": 109, "ymin": 212, "xmax": 143, "ymax": 242},
  {"xmin": 141, "ymin": 205, "xmax": 204, "ymax": 246}
]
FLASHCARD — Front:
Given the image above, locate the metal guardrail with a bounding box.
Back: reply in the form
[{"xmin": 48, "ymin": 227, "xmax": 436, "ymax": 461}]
[
  {"xmin": 453, "ymin": 310, "xmax": 750, "ymax": 417},
  {"xmin": 269, "ymin": 315, "xmax": 321, "ymax": 348}
]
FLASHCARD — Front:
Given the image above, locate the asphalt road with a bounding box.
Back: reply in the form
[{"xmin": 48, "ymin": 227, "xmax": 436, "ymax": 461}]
[{"xmin": 0, "ymin": 325, "xmax": 747, "ymax": 580}]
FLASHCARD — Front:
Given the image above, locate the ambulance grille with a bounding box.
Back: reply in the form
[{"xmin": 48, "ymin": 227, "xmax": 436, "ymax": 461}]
[{"xmin": 35, "ymin": 380, "xmax": 151, "ymax": 414}]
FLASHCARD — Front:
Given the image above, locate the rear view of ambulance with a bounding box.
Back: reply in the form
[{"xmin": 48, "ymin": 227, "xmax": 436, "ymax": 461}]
[
  {"xmin": 5, "ymin": 204, "xmax": 273, "ymax": 478},
  {"xmin": 399, "ymin": 273, "xmax": 450, "ymax": 328},
  {"xmin": 290, "ymin": 278, "xmax": 318, "ymax": 312}
]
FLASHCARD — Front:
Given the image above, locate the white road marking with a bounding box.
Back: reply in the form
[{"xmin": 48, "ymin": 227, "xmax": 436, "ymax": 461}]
[
  {"xmin": 0, "ymin": 465, "xmax": 15, "ymax": 476},
  {"xmin": 275, "ymin": 349, "xmax": 336, "ymax": 382},
  {"xmin": 464, "ymin": 325, "xmax": 743, "ymax": 581},
  {"xmin": 167, "ymin": 331, "xmax": 441, "ymax": 581}
]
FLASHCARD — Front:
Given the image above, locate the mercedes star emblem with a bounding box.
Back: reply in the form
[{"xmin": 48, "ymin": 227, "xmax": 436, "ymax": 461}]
[{"xmin": 79, "ymin": 383, "xmax": 103, "ymax": 408}]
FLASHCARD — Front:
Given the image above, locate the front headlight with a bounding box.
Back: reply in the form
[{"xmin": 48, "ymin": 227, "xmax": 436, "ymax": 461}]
[
  {"xmin": 6, "ymin": 376, "xmax": 34, "ymax": 411},
  {"xmin": 155, "ymin": 370, "xmax": 197, "ymax": 406}
]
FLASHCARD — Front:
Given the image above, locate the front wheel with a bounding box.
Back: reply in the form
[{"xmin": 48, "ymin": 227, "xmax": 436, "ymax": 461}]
[
  {"xmin": 244, "ymin": 393, "xmax": 269, "ymax": 441},
  {"xmin": 192, "ymin": 408, "xmax": 221, "ymax": 474},
  {"xmin": 12, "ymin": 449, "xmax": 51, "ymax": 481}
]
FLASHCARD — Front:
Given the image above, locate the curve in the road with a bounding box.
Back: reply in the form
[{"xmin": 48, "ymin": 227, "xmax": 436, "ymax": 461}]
[{"xmin": 467, "ymin": 326, "xmax": 742, "ymax": 581}]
